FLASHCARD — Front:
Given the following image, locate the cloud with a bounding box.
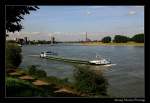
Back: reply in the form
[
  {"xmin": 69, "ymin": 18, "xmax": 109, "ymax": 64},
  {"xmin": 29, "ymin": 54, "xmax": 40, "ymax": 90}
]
[
  {"xmin": 53, "ymin": 32, "xmax": 61, "ymax": 34},
  {"xmin": 128, "ymin": 6, "xmax": 144, "ymax": 11},
  {"xmin": 135, "ymin": 6, "xmax": 144, "ymax": 8},
  {"xmin": 89, "ymin": 6, "xmax": 105, "ymax": 9},
  {"xmin": 86, "ymin": 11, "xmax": 92, "ymax": 15},
  {"xmin": 128, "ymin": 11, "xmax": 137, "ymax": 15},
  {"xmin": 28, "ymin": 32, "xmax": 40, "ymax": 35}
]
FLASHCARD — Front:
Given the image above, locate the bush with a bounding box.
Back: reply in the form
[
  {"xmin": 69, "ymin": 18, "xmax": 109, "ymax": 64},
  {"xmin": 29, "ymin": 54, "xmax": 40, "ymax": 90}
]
[
  {"xmin": 6, "ymin": 43, "xmax": 22, "ymax": 68},
  {"xmin": 132, "ymin": 34, "xmax": 144, "ymax": 43},
  {"xmin": 73, "ymin": 65, "xmax": 108, "ymax": 96},
  {"xmin": 27, "ymin": 65, "xmax": 47, "ymax": 78},
  {"xmin": 6, "ymin": 77, "xmax": 47, "ymax": 96},
  {"xmin": 45, "ymin": 76, "xmax": 70, "ymax": 86},
  {"xmin": 101, "ymin": 36, "xmax": 111, "ymax": 43}
]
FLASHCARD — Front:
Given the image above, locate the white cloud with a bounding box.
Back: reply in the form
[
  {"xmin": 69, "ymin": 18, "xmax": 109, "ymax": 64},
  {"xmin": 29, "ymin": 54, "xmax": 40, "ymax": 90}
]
[
  {"xmin": 128, "ymin": 11, "xmax": 137, "ymax": 15},
  {"xmin": 28, "ymin": 32, "xmax": 40, "ymax": 35},
  {"xmin": 135, "ymin": 6, "xmax": 144, "ymax": 8},
  {"xmin": 128, "ymin": 6, "xmax": 144, "ymax": 11},
  {"xmin": 53, "ymin": 32, "xmax": 61, "ymax": 34},
  {"xmin": 89, "ymin": 6, "xmax": 105, "ymax": 9},
  {"xmin": 86, "ymin": 11, "xmax": 92, "ymax": 15}
]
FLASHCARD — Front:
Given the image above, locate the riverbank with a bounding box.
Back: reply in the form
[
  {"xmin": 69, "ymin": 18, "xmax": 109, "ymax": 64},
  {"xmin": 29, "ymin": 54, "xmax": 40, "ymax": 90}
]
[
  {"xmin": 6, "ymin": 65, "xmax": 109, "ymax": 97},
  {"xmin": 80, "ymin": 42, "xmax": 144, "ymax": 46},
  {"xmin": 6, "ymin": 67, "xmax": 84, "ymax": 97}
]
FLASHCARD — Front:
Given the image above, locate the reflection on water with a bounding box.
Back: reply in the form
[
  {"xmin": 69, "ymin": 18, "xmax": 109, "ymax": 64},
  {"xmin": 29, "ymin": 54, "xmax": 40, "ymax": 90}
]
[{"xmin": 20, "ymin": 44, "xmax": 144, "ymax": 98}]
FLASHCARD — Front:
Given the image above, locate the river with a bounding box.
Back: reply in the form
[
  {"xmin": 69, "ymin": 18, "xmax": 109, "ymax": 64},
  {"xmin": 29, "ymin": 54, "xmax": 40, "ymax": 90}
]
[{"xmin": 19, "ymin": 43, "xmax": 144, "ymax": 98}]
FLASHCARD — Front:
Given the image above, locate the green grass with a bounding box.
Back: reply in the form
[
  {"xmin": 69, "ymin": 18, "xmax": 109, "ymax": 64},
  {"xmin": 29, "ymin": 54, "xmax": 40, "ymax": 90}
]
[{"xmin": 6, "ymin": 77, "xmax": 47, "ymax": 97}]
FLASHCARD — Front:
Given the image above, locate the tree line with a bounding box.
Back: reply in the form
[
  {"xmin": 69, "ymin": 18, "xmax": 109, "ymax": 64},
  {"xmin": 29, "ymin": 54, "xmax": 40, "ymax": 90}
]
[{"xmin": 101, "ymin": 33, "xmax": 144, "ymax": 43}]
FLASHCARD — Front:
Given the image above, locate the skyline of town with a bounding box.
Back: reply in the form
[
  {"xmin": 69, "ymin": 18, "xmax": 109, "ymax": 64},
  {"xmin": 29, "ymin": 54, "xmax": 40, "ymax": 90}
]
[{"xmin": 7, "ymin": 32, "xmax": 144, "ymax": 42}]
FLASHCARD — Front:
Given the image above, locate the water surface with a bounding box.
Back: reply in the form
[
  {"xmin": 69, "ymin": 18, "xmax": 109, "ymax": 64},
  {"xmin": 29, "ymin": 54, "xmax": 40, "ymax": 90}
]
[{"xmin": 20, "ymin": 44, "xmax": 144, "ymax": 98}]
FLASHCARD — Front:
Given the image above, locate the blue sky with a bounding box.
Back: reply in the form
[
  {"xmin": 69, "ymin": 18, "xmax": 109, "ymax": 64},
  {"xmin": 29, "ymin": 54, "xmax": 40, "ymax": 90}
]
[{"xmin": 8, "ymin": 6, "xmax": 144, "ymax": 41}]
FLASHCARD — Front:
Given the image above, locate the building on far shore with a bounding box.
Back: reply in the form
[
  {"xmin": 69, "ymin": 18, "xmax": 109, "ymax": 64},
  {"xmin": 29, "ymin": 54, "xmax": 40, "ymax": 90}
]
[
  {"xmin": 15, "ymin": 38, "xmax": 24, "ymax": 45},
  {"xmin": 24, "ymin": 37, "xmax": 28, "ymax": 44},
  {"xmin": 50, "ymin": 36, "xmax": 55, "ymax": 44},
  {"xmin": 15, "ymin": 37, "xmax": 29, "ymax": 45}
]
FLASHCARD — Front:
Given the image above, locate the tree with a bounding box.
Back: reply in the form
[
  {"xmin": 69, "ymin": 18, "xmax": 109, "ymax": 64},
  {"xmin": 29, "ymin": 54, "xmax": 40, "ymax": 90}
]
[
  {"xmin": 101, "ymin": 36, "xmax": 111, "ymax": 43},
  {"xmin": 6, "ymin": 43, "xmax": 22, "ymax": 68},
  {"xmin": 132, "ymin": 34, "xmax": 144, "ymax": 43},
  {"xmin": 27, "ymin": 65, "xmax": 47, "ymax": 78},
  {"xmin": 113, "ymin": 35, "xmax": 129, "ymax": 43},
  {"xmin": 6, "ymin": 6, "xmax": 39, "ymax": 33}
]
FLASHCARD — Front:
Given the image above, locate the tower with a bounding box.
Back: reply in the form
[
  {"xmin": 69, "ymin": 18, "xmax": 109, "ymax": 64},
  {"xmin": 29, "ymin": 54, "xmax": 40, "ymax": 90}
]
[{"xmin": 86, "ymin": 32, "xmax": 87, "ymax": 41}]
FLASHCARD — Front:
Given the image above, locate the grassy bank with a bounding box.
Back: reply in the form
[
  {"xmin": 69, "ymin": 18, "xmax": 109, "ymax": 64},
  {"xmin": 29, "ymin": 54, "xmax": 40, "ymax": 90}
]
[
  {"xmin": 6, "ymin": 67, "xmax": 79, "ymax": 97},
  {"xmin": 6, "ymin": 65, "xmax": 109, "ymax": 97},
  {"xmin": 80, "ymin": 42, "xmax": 144, "ymax": 46}
]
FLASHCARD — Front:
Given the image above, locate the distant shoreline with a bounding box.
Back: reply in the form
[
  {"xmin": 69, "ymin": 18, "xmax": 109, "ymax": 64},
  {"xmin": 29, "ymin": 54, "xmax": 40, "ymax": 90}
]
[{"xmin": 79, "ymin": 42, "xmax": 144, "ymax": 46}]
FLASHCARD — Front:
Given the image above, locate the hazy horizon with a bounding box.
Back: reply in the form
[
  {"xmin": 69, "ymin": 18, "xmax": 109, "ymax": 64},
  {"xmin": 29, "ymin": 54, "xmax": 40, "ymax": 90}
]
[{"xmin": 7, "ymin": 32, "xmax": 144, "ymax": 42}]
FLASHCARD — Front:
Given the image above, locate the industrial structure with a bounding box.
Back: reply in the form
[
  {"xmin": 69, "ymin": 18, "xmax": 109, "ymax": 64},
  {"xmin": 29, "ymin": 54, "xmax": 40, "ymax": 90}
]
[{"xmin": 85, "ymin": 32, "xmax": 91, "ymax": 42}]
